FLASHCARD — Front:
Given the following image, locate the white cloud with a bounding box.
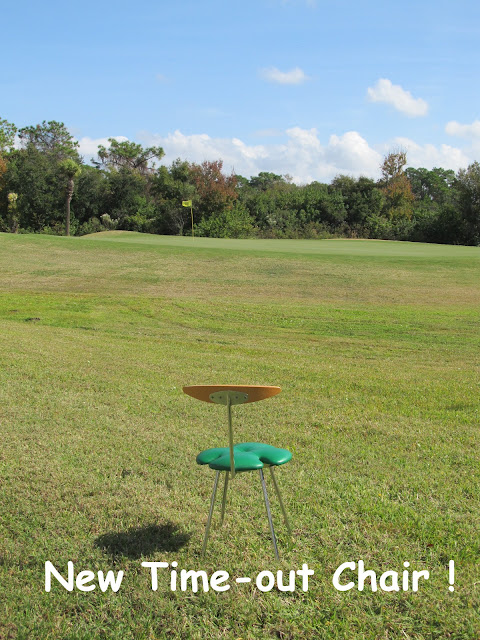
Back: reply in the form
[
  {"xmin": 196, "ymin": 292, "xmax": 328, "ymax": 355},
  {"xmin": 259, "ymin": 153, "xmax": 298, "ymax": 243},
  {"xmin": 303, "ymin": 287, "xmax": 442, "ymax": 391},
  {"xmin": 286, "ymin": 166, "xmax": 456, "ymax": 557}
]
[
  {"xmin": 328, "ymin": 131, "xmax": 382, "ymax": 174},
  {"xmin": 74, "ymin": 128, "xmax": 473, "ymax": 184},
  {"xmin": 445, "ymin": 119, "xmax": 480, "ymax": 138},
  {"xmin": 444, "ymin": 119, "xmax": 480, "ymax": 162},
  {"xmin": 140, "ymin": 128, "xmax": 383, "ymax": 183},
  {"xmin": 260, "ymin": 66, "xmax": 308, "ymax": 85},
  {"xmin": 367, "ymin": 78, "xmax": 428, "ymax": 117},
  {"xmin": 140, "ymin": 129, "xmax": 269, "ymax": 178},
  {"xmin": 386, "ymin": 137, "xmax": 470, "ymax": 171},
  {"xmin": 77, "ymin": 136, "xmax": 129, "ymax": 161}
]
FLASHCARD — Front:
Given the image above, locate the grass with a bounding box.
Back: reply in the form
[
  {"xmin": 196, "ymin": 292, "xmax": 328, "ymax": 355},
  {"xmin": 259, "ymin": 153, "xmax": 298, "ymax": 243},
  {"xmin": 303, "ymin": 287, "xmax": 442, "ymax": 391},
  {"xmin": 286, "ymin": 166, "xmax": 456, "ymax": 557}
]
[{"xmin": 0, "ymin": 231, "xmax": 479, "ymax": 639}]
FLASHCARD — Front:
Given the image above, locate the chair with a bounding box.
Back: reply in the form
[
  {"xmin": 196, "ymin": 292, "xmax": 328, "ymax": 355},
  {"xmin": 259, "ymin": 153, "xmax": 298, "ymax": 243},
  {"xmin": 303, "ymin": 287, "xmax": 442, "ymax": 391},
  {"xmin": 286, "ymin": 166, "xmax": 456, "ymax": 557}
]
[{"xmin": 183, "ymin": 384, "xmax": 292, "ymax": 559}]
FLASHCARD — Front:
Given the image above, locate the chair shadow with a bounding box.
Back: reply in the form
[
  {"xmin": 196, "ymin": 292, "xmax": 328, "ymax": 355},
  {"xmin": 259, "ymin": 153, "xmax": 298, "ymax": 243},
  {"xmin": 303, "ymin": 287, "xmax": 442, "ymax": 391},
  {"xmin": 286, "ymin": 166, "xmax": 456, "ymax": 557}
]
[{"xmin": 94, "ymin": 522, "xmax": 191, "ymax": 559}]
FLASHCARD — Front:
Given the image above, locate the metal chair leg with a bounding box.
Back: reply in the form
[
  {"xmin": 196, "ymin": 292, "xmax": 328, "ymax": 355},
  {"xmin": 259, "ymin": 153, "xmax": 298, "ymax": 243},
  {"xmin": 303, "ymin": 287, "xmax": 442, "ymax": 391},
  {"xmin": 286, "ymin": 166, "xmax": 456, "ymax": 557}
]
[
  {"xmin": 220, "ymin": 471, "xmax": 229, "ymax": 526},
  {"xmin": 259, "ymin": 468, "xmax": 279, "ymax": 560},
  {"xmin": 269, "ymin": 466, "xmax": 292, "ymax": 537},
  {"xmin": 201, "ymin": 470, "xmax": 220, "ymax": 556}
]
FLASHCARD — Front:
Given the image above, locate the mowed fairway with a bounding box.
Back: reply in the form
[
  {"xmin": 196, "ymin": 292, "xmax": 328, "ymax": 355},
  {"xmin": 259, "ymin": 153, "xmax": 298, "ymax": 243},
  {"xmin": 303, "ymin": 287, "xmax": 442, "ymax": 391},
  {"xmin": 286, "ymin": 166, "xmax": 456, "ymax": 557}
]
[{"xmin": 0, "ymin": 231, "xmax": 479, "ymax": 640}]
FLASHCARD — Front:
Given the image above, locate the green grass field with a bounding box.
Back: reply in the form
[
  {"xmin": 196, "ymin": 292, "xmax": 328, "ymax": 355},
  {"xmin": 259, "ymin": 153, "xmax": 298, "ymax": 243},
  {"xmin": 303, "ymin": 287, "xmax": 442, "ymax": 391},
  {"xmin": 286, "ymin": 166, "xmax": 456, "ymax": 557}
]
[{"xmin": 0, "ymin": 231, "xmax": 479, "ymax": 639}]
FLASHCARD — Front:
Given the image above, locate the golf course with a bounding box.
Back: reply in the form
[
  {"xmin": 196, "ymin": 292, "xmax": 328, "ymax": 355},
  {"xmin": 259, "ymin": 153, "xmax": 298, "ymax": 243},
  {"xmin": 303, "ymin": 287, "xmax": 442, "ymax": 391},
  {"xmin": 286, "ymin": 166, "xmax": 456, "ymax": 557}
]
[{"xmin": 0, "ymin": 231, "xmax": 479, "ymax": 639}]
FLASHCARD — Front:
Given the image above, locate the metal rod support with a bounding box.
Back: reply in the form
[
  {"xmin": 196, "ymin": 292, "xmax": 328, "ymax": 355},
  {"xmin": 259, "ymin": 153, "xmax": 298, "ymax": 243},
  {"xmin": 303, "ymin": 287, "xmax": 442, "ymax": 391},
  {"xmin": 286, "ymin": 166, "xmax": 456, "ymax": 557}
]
[
  {"xmin": 201, "ymin": 470, "xmax": 220, "ymax": 556},
  {"xmin": 259, "ymin": 468, "xmax": 279, "ymax": 560},
  {"xmin": 269, "ymin": 466, "xmax": 292, "ymax": 537},
  {"xmin": 227, "ymin": 395, "xmax": 235, "ymax": 480},
  {"xmin": 220, "ymin": 472, "xmax": 229, "ymax": 526}
]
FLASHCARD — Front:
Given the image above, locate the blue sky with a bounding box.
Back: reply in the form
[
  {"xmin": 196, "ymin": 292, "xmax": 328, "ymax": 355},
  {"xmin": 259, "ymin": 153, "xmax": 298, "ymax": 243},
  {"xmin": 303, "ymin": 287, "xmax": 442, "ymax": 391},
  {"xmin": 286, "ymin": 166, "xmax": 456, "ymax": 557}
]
[{"xmin": 2, "ymin": 0, "xmax": 480, "ymax": 182}]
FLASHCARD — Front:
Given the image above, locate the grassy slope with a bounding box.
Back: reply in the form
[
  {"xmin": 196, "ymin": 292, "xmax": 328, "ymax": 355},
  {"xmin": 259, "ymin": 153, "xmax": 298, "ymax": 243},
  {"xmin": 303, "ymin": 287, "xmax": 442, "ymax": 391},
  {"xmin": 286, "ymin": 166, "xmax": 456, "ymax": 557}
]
[{"xmin": 0, "ymin": 232, "xmax": 479, "ymax": 639}]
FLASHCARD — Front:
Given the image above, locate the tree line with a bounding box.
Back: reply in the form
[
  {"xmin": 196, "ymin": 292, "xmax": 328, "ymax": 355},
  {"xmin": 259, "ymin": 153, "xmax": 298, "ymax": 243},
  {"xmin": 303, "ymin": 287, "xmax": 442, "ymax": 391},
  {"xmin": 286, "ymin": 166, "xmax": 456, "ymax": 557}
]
[{"xmin": 1, "ymin": 117, "xmax": 479, "ymax": 245}]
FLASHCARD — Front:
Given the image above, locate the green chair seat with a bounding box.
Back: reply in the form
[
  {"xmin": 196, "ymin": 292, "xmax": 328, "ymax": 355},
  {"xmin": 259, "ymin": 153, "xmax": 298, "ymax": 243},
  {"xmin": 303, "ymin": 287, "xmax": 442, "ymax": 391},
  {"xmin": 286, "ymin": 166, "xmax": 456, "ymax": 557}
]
[{"xmin": 197, "ymin": 442, "xmax": 292, "ymax": 472}]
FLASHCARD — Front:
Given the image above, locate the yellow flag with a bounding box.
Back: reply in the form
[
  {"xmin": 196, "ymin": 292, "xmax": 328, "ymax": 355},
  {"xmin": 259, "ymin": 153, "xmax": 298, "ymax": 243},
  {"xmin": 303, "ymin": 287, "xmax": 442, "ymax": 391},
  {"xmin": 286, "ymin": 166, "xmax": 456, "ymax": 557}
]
[{"xmin": 182, "ymin": 200, "xmax": 192, "ymax": 207}]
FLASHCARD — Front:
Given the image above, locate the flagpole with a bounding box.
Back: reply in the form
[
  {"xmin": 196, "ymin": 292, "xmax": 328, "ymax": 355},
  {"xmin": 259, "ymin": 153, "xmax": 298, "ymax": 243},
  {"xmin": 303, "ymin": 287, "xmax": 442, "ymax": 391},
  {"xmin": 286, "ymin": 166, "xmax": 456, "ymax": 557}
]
[{"xmin": 181, "ymin": 200, "xmax": 194, "ymax": 239}]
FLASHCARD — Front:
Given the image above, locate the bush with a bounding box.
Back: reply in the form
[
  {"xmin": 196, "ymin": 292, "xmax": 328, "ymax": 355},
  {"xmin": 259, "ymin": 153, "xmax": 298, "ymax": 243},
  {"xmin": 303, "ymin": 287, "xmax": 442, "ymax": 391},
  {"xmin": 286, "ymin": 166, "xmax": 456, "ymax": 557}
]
[
  {"xmin": 76, "ymin": 217, "xmax": 108, "ymax": 236},
  {"xmin": 194, "ymin": 204, "xmax": 254, "ymax": 238}
]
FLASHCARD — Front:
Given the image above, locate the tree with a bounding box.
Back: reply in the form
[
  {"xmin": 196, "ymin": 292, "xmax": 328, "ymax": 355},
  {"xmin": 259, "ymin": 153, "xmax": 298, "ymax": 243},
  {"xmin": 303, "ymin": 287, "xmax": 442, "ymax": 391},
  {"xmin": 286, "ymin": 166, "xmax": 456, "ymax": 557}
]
[
  {"xmin": 92, "ymin": 139, "xmax": 164, "ymax": 232},
  {"xmin": 379, "ymin": 149, "xmax": 414, "ymax": 219},
  {"xmin": 73, "ymin": 165, "xmax": 108, "ymax": 227},
  {"xmin": 0, "ymin": 121, "xmax": 83, "ymax": 233},
  {"xmin": 0, "ymin": 118, "xmax": 17, "ymax": 206},
  {"xmin": 59, "ymin": 159, "xmax": 81, "ymax": 236},
  {"xmin": 151, "ymin": 160, "xmax": 196, "ymax": 235},
  {"xmin": 405, "ymin": 167, "xmax": 456, "ymax": 206},
  {"xmin": 331, "ymin": 175, "xmax": 384, "ymax": 230},
  {"xmin": 380, "ymin": 148, "xmax": 408, "ymax": 182},
  {"xmin": 18, "ymin": 120, "xmax": 80, "ymax": 161},
  {"xmin": 96, "ymin": 138, "xmax": 164, "ymax": 175},
  {"xmin": 189, "ymin": 160, "xmax": 238, "ymax": 222},
  {"xmin": 249, "ymin": 172, "xmax": 286, "ymax": 191},
  {"xmin": 0, "ymin": 117, "xmax": 17, "ymax": 154},
  {"xmin": 456, "ymin": 161, "xmax": 480, "ymax": 244},
  {"xmin": 102, "ymin": 167, "xmax": 150, "ymax": 228},
  {"xmin": 4, "ymin": 145, "xmax": 66, "ymax": 231}
]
